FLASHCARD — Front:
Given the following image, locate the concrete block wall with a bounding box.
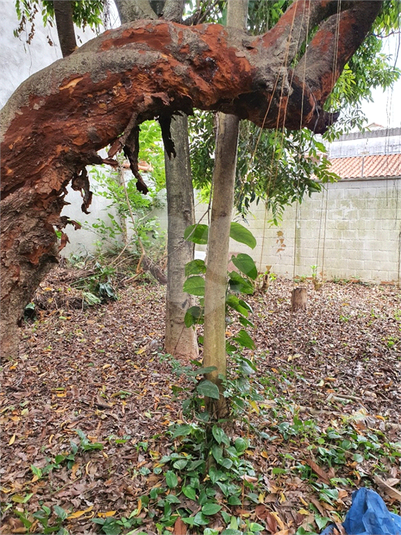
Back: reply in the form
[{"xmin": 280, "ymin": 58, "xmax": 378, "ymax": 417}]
[{"xmin": 204, "ymin": 178, "xmax": 401, "ymax": 283}]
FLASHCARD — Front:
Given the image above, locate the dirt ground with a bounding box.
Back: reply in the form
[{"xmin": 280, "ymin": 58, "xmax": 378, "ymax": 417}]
[{"xmin": 1, "ymin": 266, "xmax": 400, "ymax": 534}]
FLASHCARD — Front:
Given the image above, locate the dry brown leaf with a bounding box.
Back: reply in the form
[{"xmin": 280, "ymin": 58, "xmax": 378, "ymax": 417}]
[
  {"xmin": 374, "ymin": 475, "xmax": 401, "ymax": 501},
  {"xmin": 305, "ymin": 459, "xmax": 332, "ymax": 484},
  {"xmin": 173, "ymin": 517, "xmax": 187, "ymax": 534}
]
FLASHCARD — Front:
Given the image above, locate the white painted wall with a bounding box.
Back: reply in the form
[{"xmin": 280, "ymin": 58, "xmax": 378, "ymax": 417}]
[{"xmin": 220, "ymin": 177, "xmax": 400, "ymax": 283}]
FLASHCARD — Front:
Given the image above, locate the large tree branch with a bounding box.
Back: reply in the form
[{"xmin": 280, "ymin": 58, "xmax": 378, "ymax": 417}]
[
  {"xmin": 294, "ymin": 1, "xmax": 383, "ymax": 105},
  {"xmin": 1, "ymin": 2, "xmax": 382, "ymax": 199},
  {"xmin": 0, "ymin": 0, "xmax": 384, "ymax": 355}
]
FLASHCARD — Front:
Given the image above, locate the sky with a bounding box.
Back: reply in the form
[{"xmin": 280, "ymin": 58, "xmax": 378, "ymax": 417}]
[{"xmin": 361, "ymin": 33, "xmax": 401, "ymax": 129}]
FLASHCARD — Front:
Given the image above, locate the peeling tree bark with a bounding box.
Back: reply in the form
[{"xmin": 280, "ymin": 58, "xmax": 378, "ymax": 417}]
[{"xmin": 0, "ymin": 0, "xmax": 383, "ymax": 356}]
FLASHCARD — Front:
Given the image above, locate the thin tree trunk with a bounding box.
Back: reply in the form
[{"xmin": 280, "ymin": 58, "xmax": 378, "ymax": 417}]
[
  {"xmin": 114, "ymin": 0, "xmax": 157, "ymax": 21},
  {"xmin": 203, "ymin": 0, "xmax": 248, "ymax": 419},
  {"xmin": 163, "ymin": 0, "xmax": 198, "ymax": 361},
  {"xmin": 53, "ymin": 0, "xmax": 77, "ymax": 57},
  {"xmin": 165, "ymin": 115, "xmax": 199, "ymax": 361}
]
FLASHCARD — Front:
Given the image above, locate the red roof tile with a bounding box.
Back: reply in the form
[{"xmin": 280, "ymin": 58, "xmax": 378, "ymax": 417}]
[{"xmin": 329, "ymin": 153, "xmax": 401, "ymax": 179}]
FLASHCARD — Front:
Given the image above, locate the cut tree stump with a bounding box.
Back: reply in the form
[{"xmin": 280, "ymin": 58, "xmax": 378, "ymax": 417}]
[{"xmin": 291, "ymin": 287, "xmax": 307, "ymax": 312}]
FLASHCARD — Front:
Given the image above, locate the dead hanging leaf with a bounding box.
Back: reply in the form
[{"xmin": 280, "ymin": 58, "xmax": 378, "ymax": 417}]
[
  {"xmin": 374, "ymin": 475, "xmax": 401, "ymax": 501},
  {"xmin": 173, "ymin": 517, "xmax": 187, "ymax": 534}
]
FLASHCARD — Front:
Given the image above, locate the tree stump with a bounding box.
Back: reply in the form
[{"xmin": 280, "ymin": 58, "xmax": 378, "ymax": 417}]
[{"xmin": 291, "ymin": 287, "xmax": 307, "ymax": 312}]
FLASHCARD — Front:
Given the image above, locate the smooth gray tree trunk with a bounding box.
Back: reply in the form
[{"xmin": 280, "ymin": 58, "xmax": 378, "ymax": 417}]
[
  {"xmin": 163, "ymin": 0, "xmax": 199, "ymax": 361},
  {"xmin": 203, "ymin": 0, "xmax": 248, "ymax": 419},
  {"xmin": 164, "ymin": 115, "xmax": 199, "ymax": 360}
]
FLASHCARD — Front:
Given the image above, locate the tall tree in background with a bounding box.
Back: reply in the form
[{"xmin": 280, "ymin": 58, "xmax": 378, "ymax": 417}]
[{"xmin": 0, "ymin": 0, "xmax": 388, "ymax": 357}]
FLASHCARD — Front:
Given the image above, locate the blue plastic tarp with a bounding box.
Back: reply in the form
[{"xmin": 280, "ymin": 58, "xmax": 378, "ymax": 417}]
[{"xmin": 321, "ymin": 488, "xmax": 401, "ymax": 535}]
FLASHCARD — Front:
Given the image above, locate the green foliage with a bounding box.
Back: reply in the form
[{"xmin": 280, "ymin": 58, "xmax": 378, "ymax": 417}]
[
  {"xmin": 15, "ymin": 505, "xmax": 70, "ymax": 535},
  {"xmin": 184, "ymin": 221, "xmax": 257, "ymax": 356},
  {"xmin": 190, "ymin": 112, "xmax": 339, "ymax": 222},
  {"xmin": 72, "ymin": 261, "xmax": 118, "ymax": 303},
  {"xmin": 14, "ymin": 0, "xmax": 106, "ymax": 43},
  {"xmin": 85, "ymin": 121, "xmax": 166, "ymax": 258},
  {"xmin": 190, "ymin": 0, "xmax": 401, "ymax": 219},
  {"xmin": 128, "ymin": 351, "xmax": 271, "ymax": 535},
  {"xmin": 12, "ymin": 429, "xmax": 106, "ymax": 535}
]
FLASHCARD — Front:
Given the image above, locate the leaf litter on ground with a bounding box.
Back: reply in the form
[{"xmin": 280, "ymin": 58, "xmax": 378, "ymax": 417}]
[{"xmin": 0, "ymin": 266, "xmax": 400, "ymax": 534}]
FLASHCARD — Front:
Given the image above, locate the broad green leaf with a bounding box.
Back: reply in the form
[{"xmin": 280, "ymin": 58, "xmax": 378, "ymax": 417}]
[
  {"xmin": 212, "ymin": 425, "xmax": 230, "ymax": 446},
  {"xmin": 182, "ymin": 486, "xmax": 197, "ymax": 500},
  {"xmin": 99, "ymin": 519, "xmax": 121, "ymax": 535},
  {"xmin": 193, "ymin": 512, "xmax": 209, "ymax": 526},
  {"xmin": 187, "ymin": 459, "xmax": 205, "ymax": 471},
  {"xmin": 182, "ymin": 517, "xmax": 196, "ymax": 526},
  {"xmin": 239, "ymin": 357, "xmax": 257, "ymax": 375},
  {"xmin": 185, "ymin": 259, "xmax": 207, "ymax": 276},
  {"xmin": 183, "ymin": 276, "xmax": 205, "ymax": 296},
  {"xmin": 184, "ymin": 224, "xmax": 209, "ymax": 244},
  {"xmin": 202, "ymin": 503, "xmax": 222, "ymax": 515},
  {"xmin": 184, "ymin": 306, "xmax": 203, "ymax": 327},
  {"xmin": 231, "ymin": 254, "xmax": 258, "ymax": 280},
  {"xmin": 226, "ymin": 294, "xmax": 249, "ymax": 316},
  {"xmin": 218, "ymin": 457, "xmax": 233, "ymax": 469},
  {"xmin": 238, "ymin": 299, "xmax": 253, "ymax": 313},
  {"xmin": 248, "ymin": 522, "xmax": 265, "ymax": 532},
  {"xmin": 165, "ymin": 470, "xmax": 178, "ymax": 488},
  {"xmin": 227, "ymin": 496, "xmax": 242, "ymax": 505},
  {"xmin": 234, "ymin": 329, "xmax": 255, "ymax": 349},
  {"xmin": 188, "ymin": 366, "xmax": 217, "ymax": 375},
  {"xmin": 221, "ymin": 511, "xmax": 231, "ymax": 524},
  {"xmin": 230, "ymin": 222, "xmax": 256, "ymax": 249},
  {"xmin": 173, "ymin": 459, "xmax": 188, "ymax": 470},
  {"xmin": 239, "ymin": 315, "xmax": 254, "ymax": 328},
  {"xmin": 234, "ymin": 437, "xmax": 249, "ymax": 453},
  {"xmin": 221, "ymin": 530, "xmax": 242, "ymax": 535},
  {"xmin": 209, "ymin": 466, "xmax": 224, "ymax": 484},
  {"xmin": 171, "ymin": 424, "xmax": 192, "ymax": 438},
  {"xmin": 54, "ymin": 506, "xmax": 68, "ymax": 521},
  {"xmin": 228, "ymin": 272, "xmax": 254, "ymax": 294},
  {"xmin": 211, "ymin": 444, "xmax": 223, "ymax": 463},
  {"xmin": 197, "ymin": 380, "xmax": 220, "ymax": 399},
  {"xmin": 194, "ymin": 366, "xmax": 217, "ymax": 375},
  {"xmin": 165, "ymin": 494, "xmax": 181, "ymax": 504},
  {"xmin": 31, "ymin": 465, "xmax": 42, "ymax": 478}
]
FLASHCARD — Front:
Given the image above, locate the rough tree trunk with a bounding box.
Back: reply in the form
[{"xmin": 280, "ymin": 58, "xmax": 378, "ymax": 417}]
[
  {"xmin": 203, "ymin": 0, "xmax": 248, "ymax": 420},
  {"xmin": 0, "ymin": 1, "xmax": 383, "ymax": 356},
  {"xmin": 165, "ymin": 115, "xmax": 199, "ymax": 361}
]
